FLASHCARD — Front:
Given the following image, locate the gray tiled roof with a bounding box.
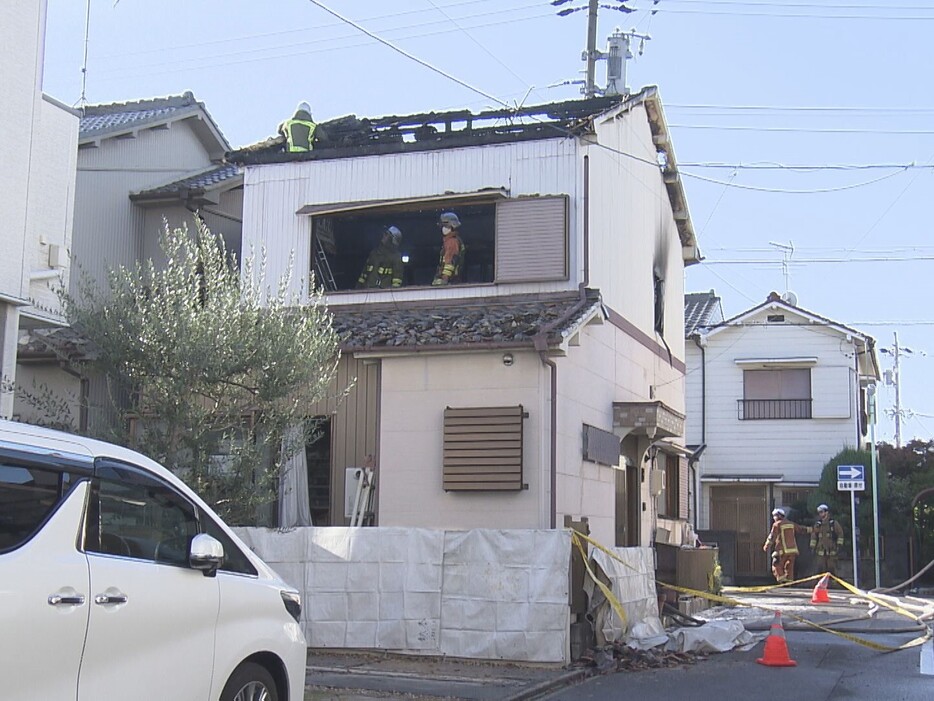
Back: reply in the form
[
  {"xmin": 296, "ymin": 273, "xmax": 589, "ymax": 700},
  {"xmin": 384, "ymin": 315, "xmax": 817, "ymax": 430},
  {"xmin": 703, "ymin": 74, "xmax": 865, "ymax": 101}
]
[
  {"xmin": 133, "ymin": 164, "xmax": 241, "ymax": 199},
  {"xmin": 330, "ymin": 290, "xmax": 603, "ymax": 352},
  {"xmin": 684, "ymin": 291, "xmax": 723, "ymax": 337},
  {"xmin": 19, "ymin": 290, "xmax": 603, "ymax": 361},
  {"xmin": 79, "ymin": 91, "xmax": 229, "ymax": 152},
  {"xmin": 80, "ymin": 92, "xmax": 199, "ymax": 137}
]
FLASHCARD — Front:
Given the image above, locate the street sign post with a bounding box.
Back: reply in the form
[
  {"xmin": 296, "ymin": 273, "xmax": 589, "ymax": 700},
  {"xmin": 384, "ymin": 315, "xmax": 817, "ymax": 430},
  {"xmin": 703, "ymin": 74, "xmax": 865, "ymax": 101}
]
[{"xmin": 837, "ymin": 464, "xmax": 865, "ymax": 588}]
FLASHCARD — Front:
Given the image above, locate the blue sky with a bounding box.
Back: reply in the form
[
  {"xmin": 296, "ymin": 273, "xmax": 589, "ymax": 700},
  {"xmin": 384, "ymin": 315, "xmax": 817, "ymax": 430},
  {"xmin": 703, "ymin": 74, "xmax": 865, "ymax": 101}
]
[{"xmin": 43, "ymin": 0, "xmax": 934, "ymax": 444}]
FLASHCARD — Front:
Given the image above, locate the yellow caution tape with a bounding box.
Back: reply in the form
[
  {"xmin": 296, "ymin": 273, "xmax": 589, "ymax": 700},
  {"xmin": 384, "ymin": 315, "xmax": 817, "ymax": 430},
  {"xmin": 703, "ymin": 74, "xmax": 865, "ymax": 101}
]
[
  {"xmin": 567, "ymin": 530, "xmax": 932, "ymax": 653},
  {"xmin": 571, "ymin": 530, "xmax": 628, "ymax": 630}
]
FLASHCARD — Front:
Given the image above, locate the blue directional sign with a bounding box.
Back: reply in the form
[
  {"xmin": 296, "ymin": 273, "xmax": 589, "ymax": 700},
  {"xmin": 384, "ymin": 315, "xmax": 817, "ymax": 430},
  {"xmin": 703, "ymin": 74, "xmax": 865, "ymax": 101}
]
[{"xmin": 837, "ymin": 464, "xmax": 865, "ymax": 491}]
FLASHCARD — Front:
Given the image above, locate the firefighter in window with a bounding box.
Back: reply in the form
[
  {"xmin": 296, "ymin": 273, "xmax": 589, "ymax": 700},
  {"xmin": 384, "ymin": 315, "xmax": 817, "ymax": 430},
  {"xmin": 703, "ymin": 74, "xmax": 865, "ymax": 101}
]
[
  {"xmin": 763, "ymin": 508, "xmax": 809, "ymax": 583},
  {"xmin": 357, "ymin": 225, "xmax": 404, "ymax": 289},
  {"xmin": 431, "ymin": 212, "xmax": 465, "ymax": 285}
]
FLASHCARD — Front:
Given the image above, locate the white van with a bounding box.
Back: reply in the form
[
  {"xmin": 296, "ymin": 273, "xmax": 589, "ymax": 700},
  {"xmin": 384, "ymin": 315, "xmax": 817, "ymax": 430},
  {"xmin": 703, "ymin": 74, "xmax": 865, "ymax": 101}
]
[{"xmin": 0, "ymin": 419, "xmax": 306, "ymax": 700}]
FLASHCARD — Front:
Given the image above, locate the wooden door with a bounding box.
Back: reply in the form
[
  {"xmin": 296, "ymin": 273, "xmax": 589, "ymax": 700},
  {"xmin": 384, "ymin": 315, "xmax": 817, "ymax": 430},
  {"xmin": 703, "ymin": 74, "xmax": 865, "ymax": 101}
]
[{"xmin": 710, "ymin": 485, "xmax": 769, "ymax": 578}]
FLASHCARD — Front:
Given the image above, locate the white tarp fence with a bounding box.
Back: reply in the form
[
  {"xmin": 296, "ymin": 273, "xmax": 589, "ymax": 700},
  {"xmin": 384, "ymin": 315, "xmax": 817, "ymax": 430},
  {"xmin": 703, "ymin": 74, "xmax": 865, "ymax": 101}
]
[
  {"xmin": 585, "ymin": 546, "xmax": 667, "ymax": 649},
  {"xmin": 235, "ymin": 527, "xmax": 572, "ymax": 663}
]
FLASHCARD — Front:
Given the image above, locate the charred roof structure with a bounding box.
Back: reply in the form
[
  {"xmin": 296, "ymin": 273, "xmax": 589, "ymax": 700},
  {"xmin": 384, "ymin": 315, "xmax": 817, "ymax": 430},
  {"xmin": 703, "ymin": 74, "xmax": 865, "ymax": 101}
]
[{"xmin": 229, "ymin": 95, "xmax": 626, "ymax": 165}]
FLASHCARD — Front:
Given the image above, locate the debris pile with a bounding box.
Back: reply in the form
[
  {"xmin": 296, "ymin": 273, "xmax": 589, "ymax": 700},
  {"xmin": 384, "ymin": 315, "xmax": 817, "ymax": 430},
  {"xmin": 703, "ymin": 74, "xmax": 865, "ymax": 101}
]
[{"xmin": 580, "ymin": 644, "xmax": 705, "ymax": 674}]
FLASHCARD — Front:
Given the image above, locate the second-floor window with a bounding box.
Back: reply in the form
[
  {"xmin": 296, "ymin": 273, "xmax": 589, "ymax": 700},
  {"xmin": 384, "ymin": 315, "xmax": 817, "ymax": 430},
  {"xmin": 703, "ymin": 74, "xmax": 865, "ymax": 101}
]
[
  {"xmin": 740, "ymin": 368, "xmax": 812, "ymax": 420},
  {"xmin": 306, "ymin": 194, "xmax": 568, "ymax": 292}
]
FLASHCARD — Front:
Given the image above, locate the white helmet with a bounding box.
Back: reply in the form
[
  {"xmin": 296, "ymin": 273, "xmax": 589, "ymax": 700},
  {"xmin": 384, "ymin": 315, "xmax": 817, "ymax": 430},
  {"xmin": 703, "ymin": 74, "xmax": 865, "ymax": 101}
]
[
  {"xmin": 297, "ymin": 101, "xmax": 312, "ymax": 114},
  {"xmin": 772, "ymin": 508, "xmax": 785, "ymax": 517},
  {"xmin": 817, "ymin": 504, "xmax": 829, "ymax": 513}
]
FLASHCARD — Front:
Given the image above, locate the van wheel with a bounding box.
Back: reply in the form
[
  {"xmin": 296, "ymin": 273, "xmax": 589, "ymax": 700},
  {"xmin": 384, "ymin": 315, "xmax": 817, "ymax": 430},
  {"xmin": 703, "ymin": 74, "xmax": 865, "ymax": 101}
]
[{"xmin": 220, "ymin": 662, "xmax": 278, "ymax": 701}]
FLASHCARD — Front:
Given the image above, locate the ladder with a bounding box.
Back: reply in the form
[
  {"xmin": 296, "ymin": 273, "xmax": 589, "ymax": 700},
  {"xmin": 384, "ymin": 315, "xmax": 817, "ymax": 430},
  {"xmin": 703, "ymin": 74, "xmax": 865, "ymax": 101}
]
[
  {"xmin": 313, "ymin": 235, "xmax": 337, "ymax": 291},
  {"xmin": 349, "ymin": 467, "xmax": 375, "ymax": 527}
]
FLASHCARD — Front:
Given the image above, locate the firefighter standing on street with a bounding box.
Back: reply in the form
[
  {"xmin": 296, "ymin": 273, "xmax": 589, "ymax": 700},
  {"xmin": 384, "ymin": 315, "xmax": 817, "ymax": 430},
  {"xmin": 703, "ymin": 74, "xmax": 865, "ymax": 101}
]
[
  {"xmin": 763, "ymin": 508, "xmax": 810, "ymax": 583},
  {"xmin": 357, "ymin": 226, "xmax": 404, "ymax": 289},
  {"xmin": 810, "ymin": 503, "xmax": 845, "ymax": 577},
  {"xmin": 279, "ymin": 102, "xmax": 318, "ymax": 152},
  {"xmin": 432, "ymin": 212, "xmax": 465, "ymax": 285}
]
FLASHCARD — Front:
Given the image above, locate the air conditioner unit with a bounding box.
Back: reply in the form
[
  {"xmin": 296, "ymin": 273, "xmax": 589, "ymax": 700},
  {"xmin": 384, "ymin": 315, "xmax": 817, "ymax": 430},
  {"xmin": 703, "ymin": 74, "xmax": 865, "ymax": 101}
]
[{"xmin": 48, "ymin": 244, "xmax": 66, "ymax": 268}]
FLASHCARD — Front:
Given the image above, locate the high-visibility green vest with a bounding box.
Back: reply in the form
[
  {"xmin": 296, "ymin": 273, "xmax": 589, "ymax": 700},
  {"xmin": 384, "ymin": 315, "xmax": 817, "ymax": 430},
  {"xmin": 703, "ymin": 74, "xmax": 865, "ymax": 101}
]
[{"xmin": 284, "ymin": 119, "xmax": 317, "ymax": 152}]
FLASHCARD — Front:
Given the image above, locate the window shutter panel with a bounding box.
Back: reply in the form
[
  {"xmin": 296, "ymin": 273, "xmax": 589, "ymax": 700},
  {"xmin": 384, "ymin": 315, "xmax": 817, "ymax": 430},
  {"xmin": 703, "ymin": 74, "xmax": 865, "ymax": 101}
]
[
  {"xmin": 495, "ymin": 197, "xmax": 568, "ymax": 283},
  {"xmin": 443, "ymin": 406, "xmax": 524, "ymax": 491}
]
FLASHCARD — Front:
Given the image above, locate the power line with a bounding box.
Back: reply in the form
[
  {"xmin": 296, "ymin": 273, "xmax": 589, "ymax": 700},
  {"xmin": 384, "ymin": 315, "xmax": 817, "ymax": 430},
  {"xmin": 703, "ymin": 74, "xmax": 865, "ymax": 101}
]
[
  {"xmin": 669, "ymin": 104, "xmax": 934, "ymax": 115},
  {"xmin": 669, "ymin": 124, "xmax": 934, "ymax": 135},
  {"xmin": 680, "ymin": 167, "xmax": 909, "ymax": 193},
  {"xmin": 90, "ymin": 5, "xmax": 553, "ymax": 80},
  {"xmin": 304, "ymin": 0, "xmax": 510, "ymax": 108},
  {"xmin": 702, "ymin": 255, "xmax": 934, "ymax": 264},
  {"xmin": 424, "ymin": 0, "xmax": 540, "ymax": 100},
  {"xmin": 680, "ymin": 162, "xmax": 933, "ymax": 171}
]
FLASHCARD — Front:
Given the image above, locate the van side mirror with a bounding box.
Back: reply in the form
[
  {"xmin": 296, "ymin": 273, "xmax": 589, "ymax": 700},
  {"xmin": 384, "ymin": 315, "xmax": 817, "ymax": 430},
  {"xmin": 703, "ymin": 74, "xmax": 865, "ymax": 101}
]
[{"xmin": 189, "ymin": 533, "xmax": 225, "ymax": 577}]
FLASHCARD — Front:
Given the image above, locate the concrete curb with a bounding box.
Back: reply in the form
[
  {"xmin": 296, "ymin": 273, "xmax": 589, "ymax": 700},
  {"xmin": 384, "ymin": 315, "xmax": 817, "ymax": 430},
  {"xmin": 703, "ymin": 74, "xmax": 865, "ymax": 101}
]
[{"xmin": 502, "ymin": 669, "xmax": 591, "ymax": 701}]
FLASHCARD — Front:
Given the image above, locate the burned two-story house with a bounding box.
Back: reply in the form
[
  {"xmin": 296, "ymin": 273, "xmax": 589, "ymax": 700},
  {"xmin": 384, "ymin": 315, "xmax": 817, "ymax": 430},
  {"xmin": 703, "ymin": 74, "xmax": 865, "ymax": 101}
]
[{"xmin": 229, "ymin": 87, "xmax": 701, "ymax": 550}]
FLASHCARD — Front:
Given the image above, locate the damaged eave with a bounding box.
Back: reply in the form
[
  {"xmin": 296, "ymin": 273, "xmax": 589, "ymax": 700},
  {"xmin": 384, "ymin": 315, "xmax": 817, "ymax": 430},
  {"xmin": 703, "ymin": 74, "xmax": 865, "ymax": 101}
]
[{"xmin": 641, "ymin": 90, "xmax": 702, "ymax": 266}]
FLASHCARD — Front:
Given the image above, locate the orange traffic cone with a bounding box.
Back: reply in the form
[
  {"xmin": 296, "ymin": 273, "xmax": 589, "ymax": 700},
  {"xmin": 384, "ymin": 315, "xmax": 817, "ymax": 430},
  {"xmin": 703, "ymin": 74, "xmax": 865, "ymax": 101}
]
[
  {"xmin": 756, "ymin": 611, "xmax": 797, "ymax": 667},
  {"xmin": 811, "ymin": 574, "xmax": 831, "ymax": 604}
]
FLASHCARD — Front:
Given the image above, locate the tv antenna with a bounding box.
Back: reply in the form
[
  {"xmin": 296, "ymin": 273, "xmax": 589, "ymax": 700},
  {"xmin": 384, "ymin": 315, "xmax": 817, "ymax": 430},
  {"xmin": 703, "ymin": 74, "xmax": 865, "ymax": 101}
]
[{"xmin": 768, "ymin": 240, "xmax": 795, "ymax": 293}]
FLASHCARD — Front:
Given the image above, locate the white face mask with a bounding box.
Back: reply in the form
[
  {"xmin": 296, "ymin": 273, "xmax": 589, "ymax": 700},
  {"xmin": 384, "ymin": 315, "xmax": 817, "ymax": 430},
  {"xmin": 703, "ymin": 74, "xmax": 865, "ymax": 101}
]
[{"xmin": 442, "ymin": 226, "xmax": 452, "ymax": 235}]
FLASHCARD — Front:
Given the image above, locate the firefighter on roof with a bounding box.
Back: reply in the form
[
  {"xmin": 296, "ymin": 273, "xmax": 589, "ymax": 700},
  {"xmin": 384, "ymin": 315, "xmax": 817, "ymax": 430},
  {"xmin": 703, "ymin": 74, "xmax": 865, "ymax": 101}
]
[{"xmin": 279, "ymin": 102, "xmax": 318, "ymax": 152}]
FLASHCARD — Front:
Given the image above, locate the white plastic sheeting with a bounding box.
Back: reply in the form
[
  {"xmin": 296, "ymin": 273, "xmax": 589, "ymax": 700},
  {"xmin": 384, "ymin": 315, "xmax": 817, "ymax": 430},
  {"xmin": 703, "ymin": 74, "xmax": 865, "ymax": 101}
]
[
  {"xmin": 585, "ymin": 546, "xmax": 667, "ymax": 649},
  {"xmin": 235, "ymin": 527, "xmax": 572, "ymax": 663},
  {"xmin": 441, "ymin": 529, "xmax": 571, "ymax": 662},
  {"xmin": 277, "ymin": 425, "xmax": 312, "ymax": 527},
  {"xmin": 666, "ymin": 620, "xmax": 764, "ymax": 654}
]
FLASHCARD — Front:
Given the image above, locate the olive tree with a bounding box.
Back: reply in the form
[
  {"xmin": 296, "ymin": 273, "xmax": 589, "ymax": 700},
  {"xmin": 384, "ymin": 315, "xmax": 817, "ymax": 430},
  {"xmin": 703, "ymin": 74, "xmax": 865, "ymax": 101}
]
[{"xmin": 64, "ymin": 220, "xmax": 341, "ymax": 523}]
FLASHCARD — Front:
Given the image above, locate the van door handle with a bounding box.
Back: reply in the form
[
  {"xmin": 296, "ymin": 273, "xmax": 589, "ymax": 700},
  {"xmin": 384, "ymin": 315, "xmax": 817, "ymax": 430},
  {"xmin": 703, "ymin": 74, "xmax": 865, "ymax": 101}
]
[
  {"xmin": 49, "ymin": 593, "xmax": 86, "ymax": 606},
  {"xmin": 94, "ymin": 593, "xmax": 128, "ymax": 605}
]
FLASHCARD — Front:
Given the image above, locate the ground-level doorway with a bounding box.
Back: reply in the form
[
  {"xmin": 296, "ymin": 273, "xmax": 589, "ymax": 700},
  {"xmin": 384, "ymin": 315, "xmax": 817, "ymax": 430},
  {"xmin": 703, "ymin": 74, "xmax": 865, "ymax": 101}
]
[{"xmin": 709, "ymin": 485, "xmax": 769, "ymax": 580}]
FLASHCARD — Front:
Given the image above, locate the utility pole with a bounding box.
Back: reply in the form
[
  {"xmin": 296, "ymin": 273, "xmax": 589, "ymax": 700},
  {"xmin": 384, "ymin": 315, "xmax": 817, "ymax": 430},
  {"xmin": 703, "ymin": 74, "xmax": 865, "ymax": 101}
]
[
  {"xmin": 584, "ymin": 0, "xmax": 599, "ymax": 98},
  {"xmin": 880, "ymin": 332, "xmax": 924, "ymax": 449},
  {"xmin": 893, "ymin": 331, "xmax": 902, "ymax": 448}
]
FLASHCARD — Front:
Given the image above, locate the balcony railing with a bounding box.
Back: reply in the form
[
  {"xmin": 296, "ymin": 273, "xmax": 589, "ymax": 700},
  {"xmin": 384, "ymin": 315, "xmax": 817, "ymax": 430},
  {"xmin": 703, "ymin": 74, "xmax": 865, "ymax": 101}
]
[{"xmin": 737, "ymin": 399, "xmax": 812, "ymax": 420}]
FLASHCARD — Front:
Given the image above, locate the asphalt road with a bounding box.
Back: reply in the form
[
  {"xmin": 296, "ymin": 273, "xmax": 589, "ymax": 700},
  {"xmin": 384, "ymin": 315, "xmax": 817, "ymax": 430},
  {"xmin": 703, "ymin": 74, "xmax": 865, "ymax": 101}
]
[{"xmin": 541, "ymin": 631, "xmax": 933, "ymax": 701}]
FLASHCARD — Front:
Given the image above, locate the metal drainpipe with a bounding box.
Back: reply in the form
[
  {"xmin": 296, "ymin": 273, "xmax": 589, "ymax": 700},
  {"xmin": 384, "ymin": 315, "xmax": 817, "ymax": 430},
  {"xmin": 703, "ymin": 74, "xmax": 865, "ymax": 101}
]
[
  {"xmin": 536, "ymin": 153, "xmax": 591, "ymax": 529},
  {"xmin": 540, "ymin": 354, "xmax": 558, "ymax": 529},
  {"xmin": 693, "ymin": 335, "xmax": 707, "ymax": 529}
]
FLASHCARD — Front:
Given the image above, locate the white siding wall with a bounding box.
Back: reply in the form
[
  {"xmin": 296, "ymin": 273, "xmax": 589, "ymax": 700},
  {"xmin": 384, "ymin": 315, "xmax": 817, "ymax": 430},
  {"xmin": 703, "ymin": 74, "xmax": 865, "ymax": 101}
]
[
  {"xmin": 25, "ymin": 97, "xmax": 78, "ymax": 315},
  {"xmin": 684, "ymin": 342, "xmax": 704, "ymax": 446},
  {"xmin": 586, "ymin": 105, "xmax": 686, "ymax": 364},
  {"xmin": 555, "ymin": 317, "xmax": 684, "ymax": 547},
  {"xmin": 242, "ymin": 139, "xmax": 581, "ymax": 298},
  {"xmin": 697, "ymin": 312, "xmax": 862, "ymax": 506},
  {"xmin": 71, "ymin": 122, "xmax": 217, "ymax": 296},
  {"xmin": 0, "ymin": 0, "xmax": 44, "ymax": 303}
]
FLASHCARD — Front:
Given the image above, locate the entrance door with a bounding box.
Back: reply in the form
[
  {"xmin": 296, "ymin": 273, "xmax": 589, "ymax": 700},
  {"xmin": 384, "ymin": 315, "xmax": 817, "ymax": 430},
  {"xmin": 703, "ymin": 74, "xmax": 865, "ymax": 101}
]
[
  {"xmin": 615, "ymin": 437, "xmax": 641, "ymax": 547},
  {"xmin": 710, "ymin": 485, "xmax": 769, "ymax": 578}
]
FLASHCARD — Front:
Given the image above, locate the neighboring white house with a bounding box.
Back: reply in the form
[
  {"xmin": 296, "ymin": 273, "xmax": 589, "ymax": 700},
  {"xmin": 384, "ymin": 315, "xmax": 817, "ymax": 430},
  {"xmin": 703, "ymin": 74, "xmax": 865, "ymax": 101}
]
[
  {"xmin": 17, "ymin": 91, "xmax": 243, "ymax": 432},
  {"xmin": 0, "ymin": 0, "xmax": 79, "ymax": 422},
  {"xmin": 230, "ymin": 88, "xmax": 701, "ymax": 549},
  {"xmin": 684, "ymin": 290, "xmax": 880, "ymax": 580}
]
